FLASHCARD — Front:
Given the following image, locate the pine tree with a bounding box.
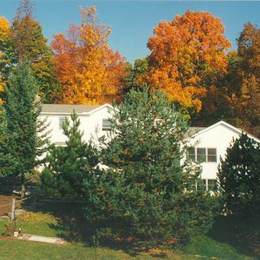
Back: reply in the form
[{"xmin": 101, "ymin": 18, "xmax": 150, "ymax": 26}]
[
  {"xmin": 41, "ymin": 112, "xmax": 100, "ymax": 199},
  {"xmin": 99, "ymin": 88, "xmax": 216, "ymax": 246},
  {"xmin": 2, "ymin": 61, "xmax": 49, "ymax": 197},
  {"xmin": 218, "ymin": 133, "xmax": 260, "ymax": 216}
]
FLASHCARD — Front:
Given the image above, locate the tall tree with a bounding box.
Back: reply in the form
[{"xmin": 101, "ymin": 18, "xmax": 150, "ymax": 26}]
[
  {"xmin": 11, "ymin": 0, "xmax": 59, "ymax": 102},
  {"xmin": 218, "ymin": 133, "xmax": 260, "ymax": 216},
  {"xmin": 192, "ymin": 51, "xmax": 241, "ymax": 126},
  {"xmin": 98, "ymin": 88, "xmax": 216, "ymax": 246},
  {"xmin": 2, "ymin": 61, "xmax": 49, "ymax": 197},
  {"xmin": 0, "ymin": 0, "xmax": 59, "ymax": 103},
  {"xmin": 194, "ymin": 23, "xmax": 260, "ymax": 136},
  {"xmin": 0, "ymin": 17, "xmax": 14, "ymax": 100},
  {"xmin": 235, "ymin": 23, "xmax": 260, "ymax": 136},
  {"xmin": 147, "ymin": 11, "xmax": 230, "ymax": 112},
  {"xmin": 51, "ymin": 6, "xmax": 127, "ymax": 105}
]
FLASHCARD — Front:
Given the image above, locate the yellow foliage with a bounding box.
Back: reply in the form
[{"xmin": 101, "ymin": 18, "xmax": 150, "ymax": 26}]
[{"xmin": 0, "ymin": 16, "xmax": 10, "ymax": 39}]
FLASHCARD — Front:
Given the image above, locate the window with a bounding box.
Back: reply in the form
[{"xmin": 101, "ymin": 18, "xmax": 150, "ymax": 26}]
[
  {"xmin": 187, "ymin": 147, "xmax": 195, "ymax": 161},
  {"xmin": 208, "ymin": 179, "xmax": 217, "ymax": 191},
  {"xmin": 207, "ymin": 148, "xmax": 217, "ymax": 162},
  {"xmin": 197, "ymin": 148, "xmax": 206, "ymax": 162},
  {"xmin": 59, "ymin": 117, "xmax": 66, "ymax": 129},
  {"xmin": 102, "ymin": 119, "xmax": 112, "ymax": 131},
  {"xmin": 187, "ymin": 147, "xmax": 217, "ymax": 163}
]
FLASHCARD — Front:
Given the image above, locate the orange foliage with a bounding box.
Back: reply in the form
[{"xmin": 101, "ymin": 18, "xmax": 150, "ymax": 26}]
[
  {"xmin": 147, "ymin": 11, "xmax": 231, "ymax": 111},
  {"xmin": 52, "ymin": 7, "xmax": 127, "ymax": 105}
]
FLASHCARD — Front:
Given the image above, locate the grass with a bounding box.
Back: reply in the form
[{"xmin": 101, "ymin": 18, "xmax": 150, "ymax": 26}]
[{"xmin": 0, "ymin": 211, "xmax": 253, "ymax": 259}]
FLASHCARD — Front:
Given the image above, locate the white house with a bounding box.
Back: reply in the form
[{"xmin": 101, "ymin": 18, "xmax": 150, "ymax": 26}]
[
  {"xmin": 40, "ymin": 104, "xmax": 260, "ymax": 191},
  {"xmin": 186, "ymin": 121, "xmax": 260, "ymax": 191},
  {"xmin": 39, "ymin": 103, "xmax": 113, "ymax": 147}
]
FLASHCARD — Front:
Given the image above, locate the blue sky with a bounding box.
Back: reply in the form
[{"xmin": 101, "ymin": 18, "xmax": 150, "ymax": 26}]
[{"xmin": 1, "ymin": 1, "xmax": 260, "ymax": 63}]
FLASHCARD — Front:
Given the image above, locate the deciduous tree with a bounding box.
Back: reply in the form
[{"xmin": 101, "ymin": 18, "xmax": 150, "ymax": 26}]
[
  {"xmin": 0, "ymin": 0, "xmax": 59, "ymax": 103},
  {"xmin": 147, "ymin": 11, "xmax": 230, "ymax": 112},
  {"xmin": 0, "ymin": 17, "xmax": 14, "ymax": 99},
  {"xmin": 51, "ymin": 6, "xmax": 127, "ymax": 105},
  {"xmin": 11, "ymin": 0, "xmax": 59, "ymax": 102}
]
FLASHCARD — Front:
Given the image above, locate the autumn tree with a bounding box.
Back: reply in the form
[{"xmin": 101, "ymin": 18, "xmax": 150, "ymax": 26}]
[
  {"xmin": 192, "ymin": 51, "xmax": 241, "ymax": 126},
  {"xmin": 147, "ymin": 11, "xmax": 230, "ymax": 112},
  {"xmin": 0, "ymin": 17, "xmax": 14, "ymax": 100},
  {"xmin": 51, "ymin": 6, "xmax": 127, "ymax": 105},
  {"xmin": 0, "ymin": 0, "xmax": 59, "ymax": 103},
  {"xmin": 11, "ymin": 0, "xmax": 59, "ymax": 102},
  {"xmin": 195, "ymin": 24, "xmax": 260, "ymax": 135},
  {"xmin": 234, "ymin": 23, "xmax": 260, "ymax": 136}
]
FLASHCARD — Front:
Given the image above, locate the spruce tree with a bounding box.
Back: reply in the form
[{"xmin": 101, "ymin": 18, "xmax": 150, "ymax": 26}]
[
  {"xmin": 2, "ymin": 61, "xmax": 48, "ymax": 197},
  {"xmin": 218, "ymin": 133, "xmax": 260, "ymax": 216}
]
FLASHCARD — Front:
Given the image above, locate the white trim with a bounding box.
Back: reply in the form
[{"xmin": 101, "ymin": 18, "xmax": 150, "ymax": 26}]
[
  {"xmin": 191, "ymin": 120, "xmax": 260, "ymax": 143},
  {"xmin": 87, "ymin": 103, "xmax": 113, "ymax": 115}
]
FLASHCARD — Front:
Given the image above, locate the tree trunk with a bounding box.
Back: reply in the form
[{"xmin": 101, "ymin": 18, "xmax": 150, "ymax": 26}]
[{"xmin": 21, "ymin": 174, "xmax": 25, "ymax": 199}]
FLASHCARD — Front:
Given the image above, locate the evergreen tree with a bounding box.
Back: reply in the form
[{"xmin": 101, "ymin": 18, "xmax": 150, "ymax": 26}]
[
  {"xmin": 41, "ymin": 112, "xmax": 100, "ymax": 199},
  {"xmin": 218, "ymin": 133, "xmax": 260, "ymax": 216},
  {"xmin": 2, "ymin": 61, "xmax": 49, "ymax": 197},
  {"xmin": 98, "ymin": 88, "xmax": 216, "ymax": 246}
]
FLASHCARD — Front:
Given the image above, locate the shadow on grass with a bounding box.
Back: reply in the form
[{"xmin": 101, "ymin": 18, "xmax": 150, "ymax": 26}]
[
  {"xmin": 21, "ymin": 199, "xmax": 144, "ymax": 257},
  {"xmin": 21, "ymin": 198, "xmax": 260, "ymax": 258},
  {"xmin": 208, "ymin": 215, "xmax": 260, "ymax": 258}
]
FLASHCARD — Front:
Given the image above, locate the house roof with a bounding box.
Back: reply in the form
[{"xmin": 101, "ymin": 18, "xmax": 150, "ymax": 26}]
[
  {"xmin": 187, "ymin": 127, "xmax": 206, "ymax": 137},
  {"xmin": 191, "ymin": 120, "xmax": 260, "ymax": 143},
  {"xmin": 40, "ymin": 103, "xmax": 112, "ymax": 114}
]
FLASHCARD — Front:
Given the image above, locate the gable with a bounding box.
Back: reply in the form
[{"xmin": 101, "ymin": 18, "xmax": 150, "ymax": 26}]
[{"xmin": 191, "ymin": 121, "xmax": 260, "ymax": 144}]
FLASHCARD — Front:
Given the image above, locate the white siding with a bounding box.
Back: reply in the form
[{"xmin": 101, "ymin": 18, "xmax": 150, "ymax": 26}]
[
  {"xmin": 187, "ymin": 123, "xmax": 241, "ymax": 180},
  {"xmin": 38, "ymin": 105, "xmax": 113, "ymax": 147}
]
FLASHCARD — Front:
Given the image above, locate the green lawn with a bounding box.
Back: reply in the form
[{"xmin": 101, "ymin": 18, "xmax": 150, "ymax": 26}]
[{"xmin": 0, "ymin": 211, "xmax": 252, "ymax": 260}]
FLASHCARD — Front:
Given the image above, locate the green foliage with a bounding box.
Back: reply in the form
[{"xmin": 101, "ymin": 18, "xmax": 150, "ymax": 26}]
[
  {"xmin": 0, "ymin": 61, "xmax": 48, "ymax": 195},
  {"xmin": 41, "ymin": 112, "xmax": 100, "ymax": 199},
  {"xmin": 218, "ymin": 133, "xmax": 260, "ymax": 216},
  {"xmin": 123, "ymin": 58, "xmax": 148, "ymax": 95},
  {"xmin": 94, "ymin": 88, "xmax": 217, "ymax": 246}
]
